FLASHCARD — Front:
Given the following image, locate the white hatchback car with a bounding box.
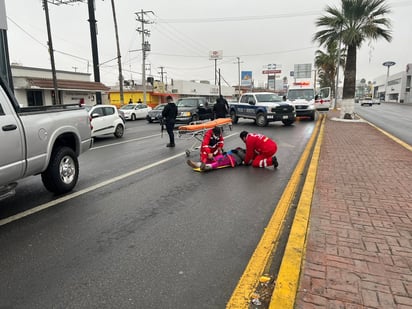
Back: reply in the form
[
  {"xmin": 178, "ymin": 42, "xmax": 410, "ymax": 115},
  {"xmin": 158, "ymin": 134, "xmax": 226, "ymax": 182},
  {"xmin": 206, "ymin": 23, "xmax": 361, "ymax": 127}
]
[
  {"xmin": 85, "ymin": 105, "xmax": 125, "ymax": 138},
  {"xmin": 120, "ymin": 103, "xmax": 152, "ymax": 121}
]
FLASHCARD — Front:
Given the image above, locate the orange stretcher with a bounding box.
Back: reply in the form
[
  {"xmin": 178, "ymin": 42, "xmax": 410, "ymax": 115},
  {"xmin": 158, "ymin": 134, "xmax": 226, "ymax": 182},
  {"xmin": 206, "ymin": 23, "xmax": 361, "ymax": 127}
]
[{"xmin": 178, "ymin": 118, "xmax": 233, "ymax": 157}]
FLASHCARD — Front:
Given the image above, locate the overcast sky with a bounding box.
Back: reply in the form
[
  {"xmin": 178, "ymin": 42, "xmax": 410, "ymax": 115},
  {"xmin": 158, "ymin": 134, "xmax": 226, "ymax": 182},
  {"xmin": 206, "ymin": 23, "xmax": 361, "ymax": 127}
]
[{"xmin": 4, "ymin": 0, "xmax": 412, "ymax": 87}]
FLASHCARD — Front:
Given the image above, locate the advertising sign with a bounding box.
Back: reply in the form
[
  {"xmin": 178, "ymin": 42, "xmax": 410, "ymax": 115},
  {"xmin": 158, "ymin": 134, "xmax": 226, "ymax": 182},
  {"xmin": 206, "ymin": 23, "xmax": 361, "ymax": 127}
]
[
  {"xmin": 262, "ymin": 69, "xmax": 281, "ymax": 74},
  {"xmin": 241, "ymin": 71, "xmax": 252, "ymax": 86},
  {"xmin": 294, "ymin": 63, "xmax": 312, "ymax": 79},
  {"xmin": 209, "ymin": 50, "xmax": 223, "ymax": 60}
]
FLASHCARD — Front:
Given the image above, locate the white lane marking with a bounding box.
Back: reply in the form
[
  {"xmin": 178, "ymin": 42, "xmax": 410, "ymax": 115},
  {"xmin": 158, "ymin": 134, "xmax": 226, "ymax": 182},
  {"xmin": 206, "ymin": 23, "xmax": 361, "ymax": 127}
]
[
  {"xmin": 91, "ymin": 134, "xmax": 160, "ymax": 150},
  {"xmin": 1, "ymin": 131, "xmax": 240, "ymax": 226},
  {"xmin": 0, "ymin": 152, "xmax": 183, "ymax": 227}
]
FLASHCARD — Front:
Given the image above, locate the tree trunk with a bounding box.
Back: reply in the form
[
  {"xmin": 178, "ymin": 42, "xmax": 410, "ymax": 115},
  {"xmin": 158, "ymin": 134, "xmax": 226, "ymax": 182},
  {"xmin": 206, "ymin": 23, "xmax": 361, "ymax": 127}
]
[{"xmin": 340, "ymin": 45, "xmax": 357, "ymax": 118}]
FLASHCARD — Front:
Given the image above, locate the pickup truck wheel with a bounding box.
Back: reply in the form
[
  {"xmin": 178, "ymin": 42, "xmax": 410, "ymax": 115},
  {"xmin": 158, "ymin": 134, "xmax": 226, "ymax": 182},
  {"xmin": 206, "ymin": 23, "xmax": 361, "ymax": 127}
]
[
  {"xmin": 255, "ymin": 113, "xmax": 268, "ymax": 127},
  {"xmin": 41, "ymin": 146, "xmax": 79, "ymax": 194},
  {"xmin": 230, "ymin": 111, "xmax": 238, "ymax": 124},
  {"xmin": 191, "ymin": 114, "xmax": 199, "ymax": 122},
  {"xmin": 282, "ymin": 119, "xmax": 294, "ymax": 126},
  {"xmin": 114, "ymin": 124, "xmax": 124, "ymax": 138}
]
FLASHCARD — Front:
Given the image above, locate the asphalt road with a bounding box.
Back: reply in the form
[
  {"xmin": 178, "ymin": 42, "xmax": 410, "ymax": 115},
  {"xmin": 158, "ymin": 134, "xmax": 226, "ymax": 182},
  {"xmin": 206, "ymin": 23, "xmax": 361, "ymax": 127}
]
[
  {"xmin": 0, "ymin": 117, "xmax": 316, "ymax": 308},
  {"xmin": 355, "ymin": 102, "xmax": 412, "ymax": 145}
]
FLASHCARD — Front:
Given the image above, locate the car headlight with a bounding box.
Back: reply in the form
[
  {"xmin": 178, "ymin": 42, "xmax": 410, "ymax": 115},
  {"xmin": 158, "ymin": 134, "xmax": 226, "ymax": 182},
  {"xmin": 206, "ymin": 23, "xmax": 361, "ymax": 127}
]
[{"xmin": 180, "ymin": 112, "xmax": 192, "ymax": 117}]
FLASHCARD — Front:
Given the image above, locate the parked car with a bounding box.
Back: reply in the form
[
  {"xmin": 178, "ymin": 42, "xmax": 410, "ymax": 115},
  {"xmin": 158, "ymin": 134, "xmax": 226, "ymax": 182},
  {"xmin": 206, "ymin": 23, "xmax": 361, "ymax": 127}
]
[
  {"xmin": 117, "ymin": 108, "xmax": 126, "ymax": 123},
  {"xmin": 0, "ymin": 76, "xmax": 92, "ymax": 199},
  {"xmin": 85, "ymin": 105, "xmax": 125, "ymax": 138},
  {"xmin": 146, "ymin": 103, "xmax": 166, "ymax": 123},
  {"xmin": 120, "ymin": 103, "xmax": 152, "ymax": 121},
  {"xmin": 175, "ymin": 97, "xmax": 214, "ymax": 124}
]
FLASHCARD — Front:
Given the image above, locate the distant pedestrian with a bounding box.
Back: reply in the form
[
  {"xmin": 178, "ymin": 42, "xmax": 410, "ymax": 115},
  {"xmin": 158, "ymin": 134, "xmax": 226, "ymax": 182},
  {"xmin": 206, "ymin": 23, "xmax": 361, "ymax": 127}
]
[
  {"xmin": 137, "ymin": 98, "xmax": 142, "ymax": 103},
  {"xmin": 162, "ymin": 95, "xmax": 178, "ymax": 147},
  {"xmin": 213, "ymin": 95, "xmax": 229, "ymax": 119},
  {"xmin": 128, "ymin": 98, "xmax": 133, "ymax": 104},
  {"xmin": 240, "ymin": 131, "xmax": 278, "ymax": 168}
]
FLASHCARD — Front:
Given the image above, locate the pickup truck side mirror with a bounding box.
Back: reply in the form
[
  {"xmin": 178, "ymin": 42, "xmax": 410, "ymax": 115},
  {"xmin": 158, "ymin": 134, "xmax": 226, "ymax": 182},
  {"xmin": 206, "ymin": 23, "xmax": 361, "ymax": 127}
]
[
  {"xmin": 282, "ymin": 96, "xmax": 287, "ymax": 101},
  {"xmin": 315, "ymin": 95, "xmax": 319, "ymax": 100},
  {"xmin": 248, "ymin": 100, "xmax": 255, "ymax": 105}
]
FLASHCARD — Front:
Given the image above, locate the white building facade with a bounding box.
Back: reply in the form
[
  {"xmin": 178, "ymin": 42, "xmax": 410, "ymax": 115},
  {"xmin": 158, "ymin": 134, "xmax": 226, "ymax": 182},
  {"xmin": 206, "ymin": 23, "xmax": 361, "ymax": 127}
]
[
  {"xmin": 11, "ymin": 65, "xmax": 109, "ymax": 107},
  {"xmin": 372, "ymin": 63, "xmax": 412, "ymax": 104}
]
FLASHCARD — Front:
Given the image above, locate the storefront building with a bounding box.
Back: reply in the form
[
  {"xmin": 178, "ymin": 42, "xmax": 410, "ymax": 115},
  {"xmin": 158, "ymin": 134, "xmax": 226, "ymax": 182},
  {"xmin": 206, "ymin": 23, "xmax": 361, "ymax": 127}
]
[{"xmin": 11, "ymin": 65, "xmax": 110, "ymax": 107}]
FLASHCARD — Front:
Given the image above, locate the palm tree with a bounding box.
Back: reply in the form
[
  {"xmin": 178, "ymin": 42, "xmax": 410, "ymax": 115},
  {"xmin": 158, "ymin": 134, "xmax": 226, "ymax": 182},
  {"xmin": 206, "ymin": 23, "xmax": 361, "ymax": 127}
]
[
  {"xmin": 314, "ymin": 41, "xmax": 346, "ymax": 97},
  {"xmin": 313, "ymin": 0, "xmax": 392, "ymax": 117}
]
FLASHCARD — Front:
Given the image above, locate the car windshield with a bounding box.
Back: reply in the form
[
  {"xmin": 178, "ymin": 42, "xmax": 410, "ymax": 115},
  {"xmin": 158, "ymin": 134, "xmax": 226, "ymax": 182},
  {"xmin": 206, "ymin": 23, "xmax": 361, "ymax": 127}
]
[
  {"xmin": 255, "ymin": 94, "xmax": 282, "ymax": 102},
  {"xmin": 154, "ymin": 104, "xmax": 165, "ymax": 110},
  {"xmin": 177, "ymin": 99, "xmax": 198, "ymax": 107},
  {"xmin": 121, "ymin": 105, "xmax": 136, "ymax": 110},
  {"xmin": 288, "ymin": 89, "xmax": 315, "ymax": 101}
]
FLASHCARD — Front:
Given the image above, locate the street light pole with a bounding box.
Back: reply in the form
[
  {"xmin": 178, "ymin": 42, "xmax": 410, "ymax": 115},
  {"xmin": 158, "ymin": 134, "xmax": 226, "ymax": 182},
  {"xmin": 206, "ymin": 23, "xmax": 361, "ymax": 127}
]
[{"xmin": 383, "ymin": 61, "xmax": 395, "ymax": 102}]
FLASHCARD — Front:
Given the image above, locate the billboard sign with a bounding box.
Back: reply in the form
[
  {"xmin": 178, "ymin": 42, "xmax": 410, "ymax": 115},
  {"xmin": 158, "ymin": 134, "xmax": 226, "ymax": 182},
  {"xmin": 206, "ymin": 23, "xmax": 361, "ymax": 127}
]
[
  {"xmin": 294, "ymin": 63, "xmax": 312, "ymax": 79},
  {"xmin": 241, "ymin": 71, "xmax": 252, "ymax": 86},
  {"xmin": 209, "ymin": 50, "xmax": 223, "ymax": 60},
  {"xmin": 262, "ymin": 69, "xmax": 281, "ymax": 74}
]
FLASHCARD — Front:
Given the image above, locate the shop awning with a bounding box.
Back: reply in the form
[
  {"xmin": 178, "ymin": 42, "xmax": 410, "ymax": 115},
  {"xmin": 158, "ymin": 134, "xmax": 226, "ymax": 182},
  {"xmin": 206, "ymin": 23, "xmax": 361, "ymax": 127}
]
[{"xmin": 27, "ymin": 78, "xmax": 110, "ymax": 92}]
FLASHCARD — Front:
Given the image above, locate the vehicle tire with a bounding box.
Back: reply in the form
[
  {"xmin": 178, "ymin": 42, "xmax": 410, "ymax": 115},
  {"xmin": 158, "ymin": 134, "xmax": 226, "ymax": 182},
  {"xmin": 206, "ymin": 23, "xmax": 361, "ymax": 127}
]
[
  {"xmin": 230, "ymin": 111, "xmax": 238, "ymax": 124},
  {"xmin": 191, "ymin": 114, "xmax": 199, "ymax": 122},
  {"xmin": 114, "ymin": 124, "xmax": 124, "ymax": 138},
  {"xmin": 282, "ymin": 119, "xmax": 294, "ymax": 126},
  {"xmin": 309, "ymin": 111, "xmax": 315, "ymax": 121},
  {"xmin": 131, "ymin": 114, "xmax": 136, "ymax": 121},
  {"xmin": 255, "ymin": 113, "xmax": 268, "ymax": 127},
  {"xmin": 41, "ymin": 146, "xmax": 79, "ymax": 194},
  {"xmin": 147, "ymin": 119, "xmax": 153, "ymax": 123}
]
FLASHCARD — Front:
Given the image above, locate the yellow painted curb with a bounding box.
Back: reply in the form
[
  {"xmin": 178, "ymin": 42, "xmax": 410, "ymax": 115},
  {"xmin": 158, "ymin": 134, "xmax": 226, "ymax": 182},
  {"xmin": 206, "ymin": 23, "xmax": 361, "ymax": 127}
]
[
  {"xmin": 363, "ymin": 119, "xmax": 412, "ymax": 152},
  {"xmin": 269, "ymin": 115, "xmax": 326, "ymax": 308},
  {"xmin": 226, "ymin": 116, "xmax": 323, "ymax": 309}
]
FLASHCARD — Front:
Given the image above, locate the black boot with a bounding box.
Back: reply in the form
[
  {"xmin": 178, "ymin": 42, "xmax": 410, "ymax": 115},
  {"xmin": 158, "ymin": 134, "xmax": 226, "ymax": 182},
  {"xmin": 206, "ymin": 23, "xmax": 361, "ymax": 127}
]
[{"xmin": 272, "ymin": 156, "xmax": 279, "ymax": 168}]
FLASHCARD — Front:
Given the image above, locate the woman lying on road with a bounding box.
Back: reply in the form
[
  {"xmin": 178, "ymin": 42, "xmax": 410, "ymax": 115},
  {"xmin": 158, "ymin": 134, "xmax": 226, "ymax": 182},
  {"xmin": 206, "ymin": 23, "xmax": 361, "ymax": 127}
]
[{"xmin": 187, "ymin": 147, "xmax": 246, "ymax": 171}]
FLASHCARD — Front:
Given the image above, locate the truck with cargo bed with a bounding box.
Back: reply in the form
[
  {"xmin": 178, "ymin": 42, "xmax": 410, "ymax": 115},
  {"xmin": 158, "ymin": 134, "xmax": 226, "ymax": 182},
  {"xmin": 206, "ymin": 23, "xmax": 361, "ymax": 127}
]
[
  {"xmin": 229, "ymin": 92, "xmax": 296, "ymax": 127},
  {"xmin": 0, "ymin": 77, "xmax": 93, "ymax": 200}
]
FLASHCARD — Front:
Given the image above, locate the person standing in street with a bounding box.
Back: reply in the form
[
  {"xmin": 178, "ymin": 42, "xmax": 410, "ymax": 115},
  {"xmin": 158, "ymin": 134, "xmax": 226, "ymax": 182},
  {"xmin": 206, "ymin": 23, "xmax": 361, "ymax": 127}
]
[
  {"xmin": 213, "ymin": 95, "xmax": 229, "ymax": 119},
  {"xmin": 240, "ymin": 130, "xmax": 278, "ymax": 168},
  {"xmin": 162, "ymin": 95, "xmax": 178, "ymax": 147}
]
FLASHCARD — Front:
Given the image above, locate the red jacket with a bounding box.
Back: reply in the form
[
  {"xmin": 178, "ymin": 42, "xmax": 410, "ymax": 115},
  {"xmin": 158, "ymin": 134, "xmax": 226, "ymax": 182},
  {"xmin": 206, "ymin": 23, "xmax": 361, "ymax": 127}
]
[
  {"xmin": 200, "ymin": 129, "xmax": 224, "ymax": 162},
  {"xmin": 244, "ymin": 133, "xmax": 277, "ymax": 164}
]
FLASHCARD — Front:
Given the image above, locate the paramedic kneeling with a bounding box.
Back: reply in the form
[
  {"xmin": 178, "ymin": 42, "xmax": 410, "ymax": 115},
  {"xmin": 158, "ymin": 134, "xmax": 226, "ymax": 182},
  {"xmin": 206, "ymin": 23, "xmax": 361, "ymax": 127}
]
[
  {"xmin": 200, "ymin": 126, "xmax": 224, "ymax": 163},
  {"xmin": 240, "ymin": 130, "xmax": 279, "ymax": 168}
]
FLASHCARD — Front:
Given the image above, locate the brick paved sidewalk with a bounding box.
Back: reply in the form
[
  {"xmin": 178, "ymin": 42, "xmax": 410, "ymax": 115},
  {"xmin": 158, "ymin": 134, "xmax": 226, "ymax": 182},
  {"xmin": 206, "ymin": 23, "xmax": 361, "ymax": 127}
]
[{"xmin": 295, "ymin": 112, "xmax": 412, "ymax": 308}]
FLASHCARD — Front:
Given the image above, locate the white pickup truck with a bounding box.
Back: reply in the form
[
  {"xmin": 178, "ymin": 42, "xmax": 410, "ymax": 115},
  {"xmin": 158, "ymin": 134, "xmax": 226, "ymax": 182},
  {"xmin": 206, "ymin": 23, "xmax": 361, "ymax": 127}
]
[
  {"xmin": 229, "ymin": 92, "xmax": 296, "ymax": 127},
  {"xmin": 0, "ymin": 77, "xmax": 93, "ymax": 200}
]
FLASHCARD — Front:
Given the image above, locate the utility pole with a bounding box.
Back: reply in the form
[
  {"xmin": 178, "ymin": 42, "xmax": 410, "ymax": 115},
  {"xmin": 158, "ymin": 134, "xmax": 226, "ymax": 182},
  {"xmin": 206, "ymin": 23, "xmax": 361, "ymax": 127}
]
[
  {"xmin": 136, "ymin": 9, "xmax": 154, "ymax": 105},
  {"xmin": 158, "ymin": 66, "xmax": 167, "ymax": 92},
  {"xmin": 87, "ymin": 0, "xmax": 102, "ymax": 104},
  {"xmin": 42, "ymin": 0, "xmax": 60, "ymax": 104},
  {"xmin": 234, "ymin": 57, "xmax": 243, "ymax": 98},
  {"xmin": 110, "ymin": 0, "xmax": 124, "ymax": 106}
]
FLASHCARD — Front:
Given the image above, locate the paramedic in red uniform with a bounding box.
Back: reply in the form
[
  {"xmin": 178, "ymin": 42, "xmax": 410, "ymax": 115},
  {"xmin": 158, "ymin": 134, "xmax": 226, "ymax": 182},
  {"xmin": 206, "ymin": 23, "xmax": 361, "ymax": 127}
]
[
  {"xmin": 240, "ymin": 131, "xmax": 279, "ymax": 168},
  {"xmin": 200, "ymin": 127, "xmax": 224, "ymax": 163}
]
